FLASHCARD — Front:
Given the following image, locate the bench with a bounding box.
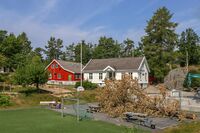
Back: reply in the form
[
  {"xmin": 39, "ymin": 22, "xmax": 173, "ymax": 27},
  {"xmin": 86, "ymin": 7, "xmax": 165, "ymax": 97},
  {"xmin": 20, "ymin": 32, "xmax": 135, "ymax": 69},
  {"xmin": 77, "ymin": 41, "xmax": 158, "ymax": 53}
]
[
  {"xmin": 87, "ymin": 104, "xmax": 101, "ymax": 113},
  {"xmin": 40, "ymin": 101, "xmax": 56, "ymax": 106}
]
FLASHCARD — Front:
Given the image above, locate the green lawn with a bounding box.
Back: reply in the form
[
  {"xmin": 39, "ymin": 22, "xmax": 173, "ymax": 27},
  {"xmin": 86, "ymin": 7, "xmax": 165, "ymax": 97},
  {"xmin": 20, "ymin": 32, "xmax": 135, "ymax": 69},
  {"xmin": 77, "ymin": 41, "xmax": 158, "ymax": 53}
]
[
  {"xmin": 163, "ymin": 121, "xmax": 200, "ymax": 133},
  {"xmin": 0, "ymin": 108, "xmax": 147, "ymax": 133}
]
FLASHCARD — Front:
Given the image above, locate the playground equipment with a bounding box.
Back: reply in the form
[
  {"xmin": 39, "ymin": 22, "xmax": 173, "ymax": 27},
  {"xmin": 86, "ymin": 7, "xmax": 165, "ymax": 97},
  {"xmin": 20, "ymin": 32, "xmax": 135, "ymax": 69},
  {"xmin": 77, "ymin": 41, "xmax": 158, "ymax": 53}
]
[
  {"xmin": 187, "ymin": 73, "xmax": 200, "ymax": 87},
  {"xmin": 61, "ymin": 98, "xmax": 91, "ymax": 121}
]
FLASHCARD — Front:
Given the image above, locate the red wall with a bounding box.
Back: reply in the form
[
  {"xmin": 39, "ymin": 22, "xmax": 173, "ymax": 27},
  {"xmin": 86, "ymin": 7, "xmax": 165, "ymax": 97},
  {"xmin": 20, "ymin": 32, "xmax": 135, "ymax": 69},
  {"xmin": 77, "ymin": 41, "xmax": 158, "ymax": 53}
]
[{"xmin": 47, "ymin": 61, "xmax": 81, "ymax": 81}]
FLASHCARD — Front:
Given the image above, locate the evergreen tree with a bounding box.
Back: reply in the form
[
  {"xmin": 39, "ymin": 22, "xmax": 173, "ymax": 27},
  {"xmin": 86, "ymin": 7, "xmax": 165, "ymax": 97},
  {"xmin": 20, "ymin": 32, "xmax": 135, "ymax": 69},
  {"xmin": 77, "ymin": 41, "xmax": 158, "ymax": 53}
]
[
  {"xmin": 32, "ymin": 47, "xmax": 45, "ymax": 60},
  {"xmin": 178, "ymin": 28, "xmax": 200, "ymax": 66},
  {"xmin": 17, "ymin": 32, "xmax": 32, "ymax": 55},
  {"xmin": 45, "ymin": 37, "xmax": 63, "ymax": 61},
  {"xmin": 65, "ymin": 43, "xmax": 76, "ymax": 61},
  {"xmin": 93, "ymin": 36, "xmax": 121, "ymax": 59},
  {"xmin": 74, "ymin": 40, "xmax": 92, "ymax": 64},
  {"xmin": 122, "ymin": 38, "xmax": 134, "ymax": 57},
  {"xmin": 141, "ymin": 7, "xmax": 178, "ymax": 82}
]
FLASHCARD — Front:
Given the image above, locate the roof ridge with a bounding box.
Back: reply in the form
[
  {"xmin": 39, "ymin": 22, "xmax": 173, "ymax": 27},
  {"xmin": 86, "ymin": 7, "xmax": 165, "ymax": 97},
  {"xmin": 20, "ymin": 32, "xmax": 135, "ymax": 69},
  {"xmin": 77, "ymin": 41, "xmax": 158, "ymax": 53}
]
[
  {"xmin": 91, "ymin": 56, "xmax": 144, "ymax": 60},
  {"xmin": 57, "ymin": 59, "xmax": 81, "ymax": 64}
]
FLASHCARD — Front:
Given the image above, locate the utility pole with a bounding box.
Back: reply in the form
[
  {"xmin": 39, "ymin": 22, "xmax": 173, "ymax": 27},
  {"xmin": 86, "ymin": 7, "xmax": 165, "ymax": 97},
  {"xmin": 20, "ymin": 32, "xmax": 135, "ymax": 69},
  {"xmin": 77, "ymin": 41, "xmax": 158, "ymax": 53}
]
[{"xmin": 77, "ymin": 41, "xmax": 83, "ymax": 122}]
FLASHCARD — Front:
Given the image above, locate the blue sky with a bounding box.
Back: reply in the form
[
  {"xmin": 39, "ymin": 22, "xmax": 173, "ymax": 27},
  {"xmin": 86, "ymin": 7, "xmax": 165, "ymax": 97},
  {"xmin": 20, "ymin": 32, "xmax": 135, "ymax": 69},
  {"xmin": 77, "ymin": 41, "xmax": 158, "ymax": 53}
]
[{"xmin": 0, "ymin": 0, "xmax": 200, "ymax": 48}]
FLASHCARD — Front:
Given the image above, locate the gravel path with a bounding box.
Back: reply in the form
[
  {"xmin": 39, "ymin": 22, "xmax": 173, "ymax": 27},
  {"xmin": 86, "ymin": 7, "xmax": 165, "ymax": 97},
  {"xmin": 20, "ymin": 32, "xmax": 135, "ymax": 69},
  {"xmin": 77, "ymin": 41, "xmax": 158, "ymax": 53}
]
[{"xmin": 51, "ymin": 103, "xmax": 181, "ymax": 133}]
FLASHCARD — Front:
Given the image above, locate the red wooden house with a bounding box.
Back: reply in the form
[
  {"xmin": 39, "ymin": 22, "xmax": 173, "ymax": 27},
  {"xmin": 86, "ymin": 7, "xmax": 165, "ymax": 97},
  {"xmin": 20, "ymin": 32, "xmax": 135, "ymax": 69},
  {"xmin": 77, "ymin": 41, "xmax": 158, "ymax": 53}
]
[{"xmin": 46, "ymin": 59, "xmax": 82, "ymax": 85}]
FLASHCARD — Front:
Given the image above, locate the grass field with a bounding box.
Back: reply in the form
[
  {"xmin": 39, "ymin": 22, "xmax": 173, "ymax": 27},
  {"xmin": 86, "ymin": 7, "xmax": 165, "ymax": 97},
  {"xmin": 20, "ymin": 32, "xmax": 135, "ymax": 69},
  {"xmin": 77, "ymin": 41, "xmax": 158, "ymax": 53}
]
[
  {"xmin": 163, "ymin": 121, "xmax": 200, "ymax": 133},
  {"xmin": 0, "ymin": 108, "xmax": 148, "ymax": 133}
]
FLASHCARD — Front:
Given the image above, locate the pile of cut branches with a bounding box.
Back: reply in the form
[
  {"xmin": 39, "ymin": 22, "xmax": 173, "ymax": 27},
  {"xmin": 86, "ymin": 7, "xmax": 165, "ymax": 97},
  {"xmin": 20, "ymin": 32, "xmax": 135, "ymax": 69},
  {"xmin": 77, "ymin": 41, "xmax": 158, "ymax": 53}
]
[{"xmin": 97, "ymin": 75, "xmax": 189, "ymax": 120}]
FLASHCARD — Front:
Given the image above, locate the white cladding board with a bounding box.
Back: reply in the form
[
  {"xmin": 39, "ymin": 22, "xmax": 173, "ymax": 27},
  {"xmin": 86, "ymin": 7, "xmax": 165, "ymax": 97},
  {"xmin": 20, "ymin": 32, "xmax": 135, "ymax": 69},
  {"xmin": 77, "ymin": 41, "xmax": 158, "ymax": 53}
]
[{"xmin": 115, "ymin": 72, "xmax": 122, "ymax": 80}]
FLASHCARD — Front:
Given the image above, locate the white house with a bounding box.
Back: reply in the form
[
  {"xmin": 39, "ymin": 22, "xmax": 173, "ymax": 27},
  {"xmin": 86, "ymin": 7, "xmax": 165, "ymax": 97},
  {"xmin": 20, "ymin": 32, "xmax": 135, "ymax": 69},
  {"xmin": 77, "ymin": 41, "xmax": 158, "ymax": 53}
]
[{"xmin": 82, "ymin": 56, "xmax": 150, "ymax": 88}]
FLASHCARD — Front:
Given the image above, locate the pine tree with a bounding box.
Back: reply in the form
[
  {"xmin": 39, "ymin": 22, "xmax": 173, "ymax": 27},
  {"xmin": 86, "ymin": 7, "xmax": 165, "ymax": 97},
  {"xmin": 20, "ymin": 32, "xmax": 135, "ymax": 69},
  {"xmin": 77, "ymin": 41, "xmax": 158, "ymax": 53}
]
[
  {"xmin": 45, "ymin": 37, "xmax": 63, "ymax": 61},
  {"xmin": 141, "ymin": 7, "xmax": 178, "ymax": 82},
  {"xmin": 179, "ymin": 28, "xmax": 200, "ymax": 66}
]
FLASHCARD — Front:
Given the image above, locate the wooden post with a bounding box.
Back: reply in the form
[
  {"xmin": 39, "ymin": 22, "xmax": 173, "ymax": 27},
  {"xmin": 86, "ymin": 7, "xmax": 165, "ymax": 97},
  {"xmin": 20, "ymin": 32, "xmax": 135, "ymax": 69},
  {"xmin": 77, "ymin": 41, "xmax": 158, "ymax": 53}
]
[{"xmin": 61, "ymin": 98, "xmax": 64, "ymax": 118}]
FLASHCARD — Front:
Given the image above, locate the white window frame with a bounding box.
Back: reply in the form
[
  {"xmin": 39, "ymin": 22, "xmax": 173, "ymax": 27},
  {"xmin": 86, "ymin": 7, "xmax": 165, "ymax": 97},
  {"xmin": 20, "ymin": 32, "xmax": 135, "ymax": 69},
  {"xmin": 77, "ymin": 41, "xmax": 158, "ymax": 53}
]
[
  {"xmin": 129, "ymin": 72, "xmax": 132, "ymax": 79},
  {"xmin": 145, "ymin": 73, "xmax": 147, "ymax": 81},
  {"xmin": 99, "ymin": 73, "xmax": 103, "ymax": 79},
  {"xmin": 49, "ymin": 73, "xmax": 52, "ymax": 79},
  {"xmin": 68, "ymin": 75, "xmax": 72, "ymax": 81},
  {"xmin": 89, "ymin": 73, "xmax": 93, "ymax": 79},
  {"xmin": 75, "ymin": 74, "xmax": 80, "ymax": 79},
  {"xmin": 51, "ymin": 64, "xmax": 54, "ymax": 68}
]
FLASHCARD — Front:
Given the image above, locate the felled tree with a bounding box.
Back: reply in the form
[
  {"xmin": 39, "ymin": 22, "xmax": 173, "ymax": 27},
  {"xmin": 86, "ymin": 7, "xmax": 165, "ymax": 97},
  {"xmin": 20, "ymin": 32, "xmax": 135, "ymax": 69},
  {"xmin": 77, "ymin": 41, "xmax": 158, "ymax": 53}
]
[{"xmin": 97, "ymin": 75, "xmax": 180, "ymax": 118}]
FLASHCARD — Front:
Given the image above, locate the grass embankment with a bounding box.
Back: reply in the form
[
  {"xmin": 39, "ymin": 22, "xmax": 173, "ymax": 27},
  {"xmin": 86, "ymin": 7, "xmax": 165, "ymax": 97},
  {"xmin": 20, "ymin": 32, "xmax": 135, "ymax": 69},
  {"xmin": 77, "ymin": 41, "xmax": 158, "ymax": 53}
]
[
  {"xmin": 163, "ymin": 121, "xmax": 200, "ymax": 133},
  {"xmin": 0, "ymin": 85, "xmax": 99, "ymax": 109},
  {"xmin": 0, "ymin": 108, "xmax": 148, "ymax": 133},
  {"xmin": 0, "ymin": 87, "xmax": 59, "ymax": 109}
]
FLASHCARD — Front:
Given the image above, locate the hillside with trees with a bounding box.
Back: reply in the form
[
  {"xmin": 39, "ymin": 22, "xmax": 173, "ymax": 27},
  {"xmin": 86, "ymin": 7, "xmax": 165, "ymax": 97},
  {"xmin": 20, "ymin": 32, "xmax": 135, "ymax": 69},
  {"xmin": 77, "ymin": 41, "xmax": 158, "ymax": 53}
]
[{"xmin": 0, "ymin": 6, "xmax": 199, "ymax": 87}]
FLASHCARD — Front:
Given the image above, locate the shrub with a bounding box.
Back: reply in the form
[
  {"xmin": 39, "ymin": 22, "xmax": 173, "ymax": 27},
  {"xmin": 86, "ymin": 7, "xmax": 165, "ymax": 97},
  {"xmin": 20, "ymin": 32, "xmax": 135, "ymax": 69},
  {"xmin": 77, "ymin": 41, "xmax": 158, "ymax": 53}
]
[
  {"xmin": 79, "ymin": 90, "xmax": 98, "ymax": 102},
  {"xmin": 0, "ymin": 94, "xmax": 11, "ymax": 106},
  {"xmin": 75, "ymin": 81, "xmax": 97, "ymax": 90}
]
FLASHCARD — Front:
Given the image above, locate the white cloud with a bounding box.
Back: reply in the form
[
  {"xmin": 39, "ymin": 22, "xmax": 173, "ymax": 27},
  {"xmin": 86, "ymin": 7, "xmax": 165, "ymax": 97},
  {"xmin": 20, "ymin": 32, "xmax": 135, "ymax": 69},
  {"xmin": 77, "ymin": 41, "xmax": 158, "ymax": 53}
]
[
  {"xmin": 177, "ymin": 19, "xmax": 200, "ymax": 33},
  {"xmin": 122, "ymin": 28, "xmax": 145, "ymax": 45},
  {"xmin": 0, "ymin": 0, "xmax": 108, "ymax": 48}
]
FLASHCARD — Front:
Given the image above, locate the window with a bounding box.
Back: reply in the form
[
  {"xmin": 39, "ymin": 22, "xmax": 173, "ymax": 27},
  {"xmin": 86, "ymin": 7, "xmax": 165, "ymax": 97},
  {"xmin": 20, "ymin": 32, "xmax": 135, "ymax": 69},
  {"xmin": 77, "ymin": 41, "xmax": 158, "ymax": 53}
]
[
  {"xmin": 129, "ymin": 72, "xmax": 132, "ymax": 79},
  {"xmin": 75, "ymin": 74, "xmax": 80, "ymax": 79},
  {"xmin": 121, "ymin": 73, "xmax": 125, "ymax": 79},
  {"xmin": 57, "ymin": 73, "xmax": 61, "ymax": 79},
  {"xmin": 68, "ymin": 75, "xmax": 72, "ymax": 81},
  {"xmin": 99, "ymin": 73, "xmax": 103, "ymax": 79},
  {"xmin": 55, "ymin": 64, "xmax": 58, "ymax": 68},
  {"xmin": 51, "ymin": 64, "xmax": 54, "ymax": 68},
  {"xmin": 139, "ymin": 72, "xmax": 142, "ymax": 81},
  {"xmin": 49, "ymin": 73, "xmax": 52, "ymax": 79},
  {"xmin": 145, "ymin": 73, "xmax": 147, "ymax": 81},
  {"xmin": 89, "ymin": 73, "xmax": 93, "ymax": 79}
]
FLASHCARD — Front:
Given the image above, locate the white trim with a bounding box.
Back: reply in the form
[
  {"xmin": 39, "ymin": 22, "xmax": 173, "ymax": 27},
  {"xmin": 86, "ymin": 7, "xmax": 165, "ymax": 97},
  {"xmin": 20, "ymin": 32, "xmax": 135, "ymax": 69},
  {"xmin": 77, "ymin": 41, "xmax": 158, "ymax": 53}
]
[
  {"xmin": 45, "ymin": 59, "xmax": 75, "ymax": 74},
  {"xmin": 83, "ymin": 69, "xmax": 139, "ymax": 73},
  {"xmin": 82, "ymin": 59, "xmax": 92, "ymax": 71},
  {"xmin": 138, "ymin": 57, "xmax": 150, "ymax": 72},
  {"xmin": 103, "ymin": 66, "xmax": 115, "ymax": 71}
]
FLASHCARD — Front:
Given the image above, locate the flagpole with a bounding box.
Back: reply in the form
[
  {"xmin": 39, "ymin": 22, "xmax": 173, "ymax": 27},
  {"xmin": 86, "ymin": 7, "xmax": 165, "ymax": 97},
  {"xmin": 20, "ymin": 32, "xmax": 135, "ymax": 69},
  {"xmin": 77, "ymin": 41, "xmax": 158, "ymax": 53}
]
[{"xmin": 81, "ymin": 41, "xmax": 83, "ymax": 87}]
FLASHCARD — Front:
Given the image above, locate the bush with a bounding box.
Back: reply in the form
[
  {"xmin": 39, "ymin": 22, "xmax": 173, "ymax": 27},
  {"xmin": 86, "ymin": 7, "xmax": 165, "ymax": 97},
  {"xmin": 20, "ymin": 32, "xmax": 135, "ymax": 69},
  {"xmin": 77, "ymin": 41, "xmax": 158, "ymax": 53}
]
[
  {"xmin": 75, "ymin": 81, "xmax": 97, "ymax": 90},
  {"xmin": 0, "ymin": 95, "xmax": 11, "ymax": 106},
  {"xmin": 79, "ymin": 90, "xmax": 98, "ymax": 102}
]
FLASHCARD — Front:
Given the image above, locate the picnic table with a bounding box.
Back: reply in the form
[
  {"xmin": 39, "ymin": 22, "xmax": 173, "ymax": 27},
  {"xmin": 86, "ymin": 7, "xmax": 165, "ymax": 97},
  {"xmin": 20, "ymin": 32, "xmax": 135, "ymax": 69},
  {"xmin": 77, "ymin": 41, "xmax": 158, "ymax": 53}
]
[
  {"xmin": 87, "ymin": 104, "xmax": 101, "ymax": 113},
  {"xmin": 123, "ymin": 112, "xmax": 156, "ymax": 129}
]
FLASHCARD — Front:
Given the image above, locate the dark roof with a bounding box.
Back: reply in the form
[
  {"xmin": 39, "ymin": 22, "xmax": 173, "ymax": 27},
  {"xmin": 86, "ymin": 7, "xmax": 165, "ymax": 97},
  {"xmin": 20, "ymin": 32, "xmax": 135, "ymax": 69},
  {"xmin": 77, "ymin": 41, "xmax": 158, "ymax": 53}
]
[
  {"xmin": 83, "ymin": 57, "xmax": 144, "ymax": 71},
  {"xmin": 56, "ymin": 60, "xmax": 82, "ymax": 73}
]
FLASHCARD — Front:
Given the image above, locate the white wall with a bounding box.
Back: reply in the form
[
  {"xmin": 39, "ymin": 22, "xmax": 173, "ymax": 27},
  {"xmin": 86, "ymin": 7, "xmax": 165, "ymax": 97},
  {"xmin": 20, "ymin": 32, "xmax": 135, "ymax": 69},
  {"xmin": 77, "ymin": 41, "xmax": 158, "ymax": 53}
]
[
  {"xmin": 47, "ymin": 80, "xmax": 76, "ymax": 85},
  {"xmin": 138, "ymin": 62, "xmax": 149, "ymax": 84},
  {"xmin": 84, "ymin": 71, "xmax": 140, "ymax": 86},
  {"xmin": 115, "ymin": 72, "xmax": 122, "ymax": 80}
]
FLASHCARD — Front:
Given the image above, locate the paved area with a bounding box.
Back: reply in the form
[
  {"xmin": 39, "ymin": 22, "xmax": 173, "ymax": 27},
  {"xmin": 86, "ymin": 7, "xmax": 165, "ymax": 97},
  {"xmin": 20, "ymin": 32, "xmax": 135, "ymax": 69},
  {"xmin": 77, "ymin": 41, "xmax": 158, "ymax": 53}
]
[{"xmin": 52, "ymin": 103, "xmax": 181, "ymax": 132}]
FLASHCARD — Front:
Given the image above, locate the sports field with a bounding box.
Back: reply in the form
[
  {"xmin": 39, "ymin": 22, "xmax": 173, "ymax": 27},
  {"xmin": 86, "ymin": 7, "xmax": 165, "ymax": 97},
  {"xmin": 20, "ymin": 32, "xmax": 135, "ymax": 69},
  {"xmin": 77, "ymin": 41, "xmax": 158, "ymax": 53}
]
[{"xmin": 0, "ymin": 108, "xmax": 146, "ymax": 133}]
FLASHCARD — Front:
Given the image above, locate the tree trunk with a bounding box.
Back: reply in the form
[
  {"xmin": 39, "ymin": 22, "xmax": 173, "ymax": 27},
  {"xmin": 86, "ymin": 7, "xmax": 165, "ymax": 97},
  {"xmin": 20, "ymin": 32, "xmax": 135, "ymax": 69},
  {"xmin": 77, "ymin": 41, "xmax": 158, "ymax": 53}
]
[{"xmin": 36, "ymin": 83, "xmax": 39, "ymax": 89}]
